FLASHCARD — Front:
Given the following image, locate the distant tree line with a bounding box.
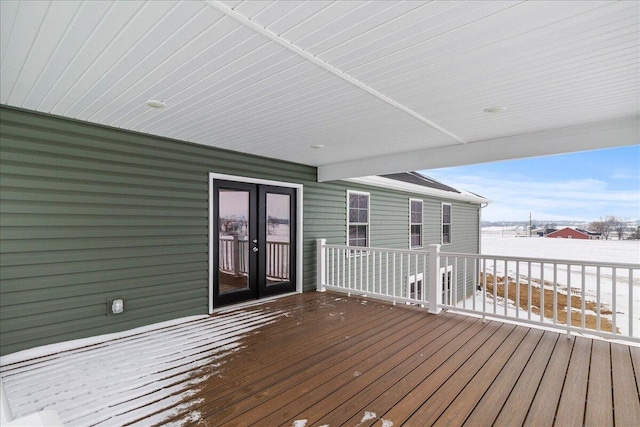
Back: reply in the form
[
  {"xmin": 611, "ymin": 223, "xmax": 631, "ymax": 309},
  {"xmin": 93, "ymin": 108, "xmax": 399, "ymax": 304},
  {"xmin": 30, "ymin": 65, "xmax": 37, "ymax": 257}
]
[{"xmin": 588, "ymin": 215, "xmax": 639, "ymax": 240}]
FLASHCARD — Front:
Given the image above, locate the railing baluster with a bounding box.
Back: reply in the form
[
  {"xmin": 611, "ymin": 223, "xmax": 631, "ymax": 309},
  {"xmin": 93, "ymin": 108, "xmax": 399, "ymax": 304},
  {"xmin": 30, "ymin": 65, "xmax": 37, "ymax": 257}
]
[
  {"xmin": 612, "ymin": 267, "xmax": 617, "ymax": 335},
  {"xmin": 596, "ymin": 266, "xmax": 601, "ymax": 332},
  {"xmin": 493, "ymin": 260, "xmax": 497, "ymax": 315},
  {"xmin": 400, "ymin": 254, "xmax": 404, "ymax": 298},
  {"xmin": 407, "ymin": 253, "xmax": 411, "ymax": 300},
  {"xmin": 385, "ymin": 252, "xmax": 389, "ymax": 297},
  {"xmin": 566, "ymin": 264, "xmax": 572, "ymax": 337},
  {"xmin": 392, "ymin": 253, "xmax": 396, "ymax": 299},
  {"xmin": 360, "ymin": 249, "xmax": 364, "ymax": 292},
  {"xmin": 540, "ymin": 262, "xmax": 545, "ymax": 323},
  {"xmin": 581, "ymin": 265, "xmax": 586, "ymax": 330},
  {"xmin": 482, "ymin": 258, "xmax": 487, "ymax": 321},
  {"xmin": 444, "ymin": 255, "xmax": 449, "ymax": 305},
  {"xmin": 348, "ymin": 248, "xmax": 352, "ymax": 291},
  {"xmin": 423, "ymin": 253, "xmax": 427, "ymax": 305},
  {"xmin": 415, "ymin": 253, "xmax": 419, "ymax": 303},
  {"xmin": 366, "ymin": 250, "xmax": 370, "ymax": 293},
  {"xmin": 553, "ymin": 263, "xmax": 557, "ymax": 325},
  {"xmin": 515, "ymin": 261, "xmax": 520, "ymax": 319},
  {"xmin": 453, "ymin": 257, "xmax": 458, "ymax": 307},
  {"xmin": 629, "ymin": 268, "xmax": 634, "ymax": 337},
  {"xmin": 527, "ymin": 261, "xmax": 532, "ymax": 321},
  {"xmin": 473, "ymin": 258, "xmax": 477, "ymax": 312},
  {"xmin": 504, "ymin": 260, "xmax": 508, "ymax": 317},
  {"xmin": 463, "ymin": 258, "xmax": 468, "ymax": 309},
  {"xmin": 379, "ymin": 251, "xmax": 382, "ymax": 295}
]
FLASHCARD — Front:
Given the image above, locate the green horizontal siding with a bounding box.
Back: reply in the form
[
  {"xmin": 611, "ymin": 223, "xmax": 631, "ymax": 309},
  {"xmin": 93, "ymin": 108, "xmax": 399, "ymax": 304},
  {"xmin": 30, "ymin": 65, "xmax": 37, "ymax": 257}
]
[
  {"xmin": 1, "ymin": 106, "xmax": 482, "ymax": 356},
  {"xmin": 0, "ymin": 106, "xmax": 317, "ymax": 355}
]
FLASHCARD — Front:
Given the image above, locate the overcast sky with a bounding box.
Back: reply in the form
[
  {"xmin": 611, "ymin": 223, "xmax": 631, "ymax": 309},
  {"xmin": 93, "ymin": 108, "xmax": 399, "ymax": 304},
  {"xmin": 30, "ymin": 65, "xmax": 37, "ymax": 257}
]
[{"xmin": 421, "ymin": 145, "xmax": 640, "ymax": 223}]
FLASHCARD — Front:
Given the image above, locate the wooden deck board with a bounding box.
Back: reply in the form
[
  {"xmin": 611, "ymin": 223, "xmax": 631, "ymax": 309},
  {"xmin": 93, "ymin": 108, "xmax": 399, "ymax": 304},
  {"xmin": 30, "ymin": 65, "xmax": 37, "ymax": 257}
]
[
  {"xmin": 631, "ymin": 344, "xmax": 640, "ymax": 391},
  {"xmin": 3, "ymin": 291, "xmax": 639, "ymax": 427},
  {"xmin": 458, "ymin": 327, "xmax": 546, "ymax": 426},
  {"xmin": 585, "ymin": 339, "xmax": 613, "ymax": 427},
  {"xmin": 338, "ymin": 317, "xmax": 498, "ymax": 427},
  {"xmin": 490, "ymin": 331, "xmax": 559, "ymax": 426},
  {"xmin": 283, "ymin": 315, "xmax": 473, "ymax": 426},
  {"xmin": 250, "ymin": 311, "xmax": 451, "ymax": 426},
  {"xmin": 523, "ymin": 335, "xmax": 575, "ymax": 427},
  {"xmin": 416, "ymin": 325, "xmax": 533, "ymax": 426},
  {"xmin": 554, "ymin": 336, "xmax": 592, "ymax": 426},
  {"xmin": 611, "ymin": 343, "xmax": 640, "ymax": 426},
  {"xmin": 216, "ymin": 307, "xmax": 434, "ymax": 425},
  {"xmin": 198, "ymin": 294, "xmax": 639, "ymax": 427},
  {"xmin": 140, "ymin": 295, "xmax": 406, "ymax": 425},
  {"xmin": 161, "ymin": 296, "xmax": 413, "ymax": 425},
  {"xmin": 360, "ymin": 322, "xmax": 517, "ymax": 426}
]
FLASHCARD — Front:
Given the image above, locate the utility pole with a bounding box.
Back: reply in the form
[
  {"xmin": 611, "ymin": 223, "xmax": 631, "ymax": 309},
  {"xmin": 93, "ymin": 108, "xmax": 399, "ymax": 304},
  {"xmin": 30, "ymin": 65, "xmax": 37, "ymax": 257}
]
[{"xmin": 529, "ymin": 212, "xmax": 532, "ymax": 237}]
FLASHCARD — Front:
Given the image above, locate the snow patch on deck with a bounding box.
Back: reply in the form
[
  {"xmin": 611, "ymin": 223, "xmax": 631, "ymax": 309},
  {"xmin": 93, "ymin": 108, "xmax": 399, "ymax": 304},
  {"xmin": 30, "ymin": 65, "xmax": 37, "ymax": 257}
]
[{"xmin": 0, "ymin": 310, "xmax": 281, "ymax": 426}]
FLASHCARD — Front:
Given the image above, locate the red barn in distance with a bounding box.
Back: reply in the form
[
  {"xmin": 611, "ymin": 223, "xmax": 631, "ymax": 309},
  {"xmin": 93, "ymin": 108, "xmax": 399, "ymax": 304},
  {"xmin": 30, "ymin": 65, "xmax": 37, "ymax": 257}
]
[{"xmin": 546, "ymin": 227, "xmax": 597, "ymax": 239}]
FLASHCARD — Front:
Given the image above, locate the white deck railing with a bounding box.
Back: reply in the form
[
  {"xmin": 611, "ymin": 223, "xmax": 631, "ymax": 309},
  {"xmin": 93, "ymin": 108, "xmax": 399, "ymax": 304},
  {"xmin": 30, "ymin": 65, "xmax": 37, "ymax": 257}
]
[
  {"xmin": 316, "ymin": 240, "xmax": 432, "ymax": 308},
  {"xmin": 316, "ymin": 239, "xmax": 640, "ymax": 343}
]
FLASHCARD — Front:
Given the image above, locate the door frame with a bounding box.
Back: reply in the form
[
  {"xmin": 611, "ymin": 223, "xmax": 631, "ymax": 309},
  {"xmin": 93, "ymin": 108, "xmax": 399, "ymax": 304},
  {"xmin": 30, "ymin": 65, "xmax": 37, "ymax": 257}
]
[{"xmin": 208, "ymin": 172, "xmax": 304, "ymax": 313}]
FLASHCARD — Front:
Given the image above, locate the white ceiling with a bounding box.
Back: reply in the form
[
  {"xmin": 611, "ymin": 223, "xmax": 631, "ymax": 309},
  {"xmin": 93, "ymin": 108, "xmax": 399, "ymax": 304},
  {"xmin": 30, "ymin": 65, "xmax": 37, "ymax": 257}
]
[{"xmin": 1, "ymin": 0, "xmax": 638, "ymax": 181}]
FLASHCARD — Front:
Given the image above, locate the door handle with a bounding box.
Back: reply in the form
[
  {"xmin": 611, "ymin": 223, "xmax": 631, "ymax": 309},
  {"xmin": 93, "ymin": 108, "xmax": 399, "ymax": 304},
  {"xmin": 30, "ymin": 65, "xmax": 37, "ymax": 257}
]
[{"xmin": 252, "ymin": 247, "xmax": 258, "ymax": 252}]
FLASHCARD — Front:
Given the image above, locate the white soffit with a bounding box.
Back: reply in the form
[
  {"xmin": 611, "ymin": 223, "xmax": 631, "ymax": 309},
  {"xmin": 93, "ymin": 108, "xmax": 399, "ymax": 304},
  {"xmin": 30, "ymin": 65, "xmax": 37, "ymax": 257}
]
[{"xmin": 1, "ymin": 1, "xmax": 638, "ymax": 180}]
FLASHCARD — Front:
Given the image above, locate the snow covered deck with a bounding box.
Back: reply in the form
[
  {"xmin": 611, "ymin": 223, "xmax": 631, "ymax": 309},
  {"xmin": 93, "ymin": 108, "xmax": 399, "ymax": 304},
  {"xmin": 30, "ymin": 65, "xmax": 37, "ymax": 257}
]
[{"xmin": 1, "ymin": 292, "xmax": 639, "ymax": 426}]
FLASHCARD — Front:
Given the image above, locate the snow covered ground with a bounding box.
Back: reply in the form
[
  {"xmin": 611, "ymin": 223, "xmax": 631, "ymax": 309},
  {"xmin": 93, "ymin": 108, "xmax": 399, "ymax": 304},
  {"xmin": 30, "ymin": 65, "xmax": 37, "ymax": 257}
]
[
  {"xmin": 469, "ymin": 228, "xmax": 640, "ymax": 338},
  {"xmin": 481, "ymin": 226, "xmax": 640, "ymax": 263}
]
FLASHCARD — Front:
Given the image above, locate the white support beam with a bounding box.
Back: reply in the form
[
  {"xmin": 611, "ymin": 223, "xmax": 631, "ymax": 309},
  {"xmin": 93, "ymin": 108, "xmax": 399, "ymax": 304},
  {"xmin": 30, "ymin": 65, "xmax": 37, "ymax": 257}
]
[
  {"xmin": 317, "ymin": 116, "xmax": 639, "ymax": 182},
  {"xmin": 204, "ymin": 0, "xmax": 465, "ymax": 144}
]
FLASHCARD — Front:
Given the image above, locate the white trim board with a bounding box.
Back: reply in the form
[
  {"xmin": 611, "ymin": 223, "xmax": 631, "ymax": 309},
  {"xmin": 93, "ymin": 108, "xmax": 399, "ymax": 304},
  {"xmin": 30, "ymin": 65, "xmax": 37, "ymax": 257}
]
[
  {"xmin": 208, "ymin": 173, "xmax": 304, "ymax": 314},
  {"xmin": 318, "ymin": 117, "xmax": 639, "ymax": 181}
]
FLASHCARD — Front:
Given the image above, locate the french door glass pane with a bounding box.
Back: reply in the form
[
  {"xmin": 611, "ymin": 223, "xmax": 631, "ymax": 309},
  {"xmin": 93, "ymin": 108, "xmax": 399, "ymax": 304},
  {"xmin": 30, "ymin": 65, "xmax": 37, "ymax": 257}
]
[
  {"xmin": 266, "ymin": 193, "xmax": 290, "ymax": 285},
  {"xmin": 218, "ymin": 189, "xmax": 249, "ymax": 294}
]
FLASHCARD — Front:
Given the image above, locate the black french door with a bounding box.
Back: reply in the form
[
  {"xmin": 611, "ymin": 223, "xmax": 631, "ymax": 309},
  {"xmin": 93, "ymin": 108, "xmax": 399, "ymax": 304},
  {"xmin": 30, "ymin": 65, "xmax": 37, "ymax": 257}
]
[{"xmin": 212, "ymin": 180, "xmax": 296, "ymax": 307}]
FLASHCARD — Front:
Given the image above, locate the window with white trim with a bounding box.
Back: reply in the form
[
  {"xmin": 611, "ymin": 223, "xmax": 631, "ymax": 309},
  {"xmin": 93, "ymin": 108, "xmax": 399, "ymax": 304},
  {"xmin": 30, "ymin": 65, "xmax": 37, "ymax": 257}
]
[
  {"xmin": 409, "ymin": 199, "xmax": 423, "ymax": 249},
  {"xmin": 347, "ymin": 191, "xmax": 369, "ymax": 247},
  {"xmin": 442, "ymin": 203, "xmax": 452, "ymax": 244}
]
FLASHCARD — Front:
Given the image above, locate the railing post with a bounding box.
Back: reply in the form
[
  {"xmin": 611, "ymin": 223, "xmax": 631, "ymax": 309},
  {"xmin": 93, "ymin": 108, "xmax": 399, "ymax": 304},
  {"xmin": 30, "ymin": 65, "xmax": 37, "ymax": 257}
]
[
  {"xmin": 317, "ymin": 239, "xmax": 327, "ymax": 292},
  {"xmin": 429, "ymin": 244, "xmax": 442, "ymax": 314}
]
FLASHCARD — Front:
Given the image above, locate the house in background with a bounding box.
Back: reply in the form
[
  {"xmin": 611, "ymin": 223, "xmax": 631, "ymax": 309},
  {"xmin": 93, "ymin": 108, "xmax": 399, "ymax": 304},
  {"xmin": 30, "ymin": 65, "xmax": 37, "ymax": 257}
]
[{"xmin": 546, "ymin": 227, "xmax": 601, "ymax": 240}]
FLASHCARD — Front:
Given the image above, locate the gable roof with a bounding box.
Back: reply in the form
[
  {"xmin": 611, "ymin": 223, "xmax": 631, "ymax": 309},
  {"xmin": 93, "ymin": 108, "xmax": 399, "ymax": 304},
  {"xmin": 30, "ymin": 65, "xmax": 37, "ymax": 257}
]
[
  {"xmin": 380, "ymin": 172, "xmax": 460, "ymax": 194},
  {"xmin": 547, "ymin": 227, "xmax": 590, "ymax": 238},
  {"xmin": 348, "ymin": 172, "xmax": 489, "ymax": 205}
]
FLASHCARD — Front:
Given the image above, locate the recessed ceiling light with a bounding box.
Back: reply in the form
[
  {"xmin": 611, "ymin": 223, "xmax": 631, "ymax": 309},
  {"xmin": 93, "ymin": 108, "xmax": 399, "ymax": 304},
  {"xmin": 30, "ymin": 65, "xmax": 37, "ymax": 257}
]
[
  {"xmin": 146, "ymin": 100, "xmax": 166, "ymax": 108},
  {"xmin": 311, "ymin": 144, "xmax": 325, "ymax": 149},
  {"xmin": 484, "ymin": 106, "xmax": 507, "ymax": 113}
]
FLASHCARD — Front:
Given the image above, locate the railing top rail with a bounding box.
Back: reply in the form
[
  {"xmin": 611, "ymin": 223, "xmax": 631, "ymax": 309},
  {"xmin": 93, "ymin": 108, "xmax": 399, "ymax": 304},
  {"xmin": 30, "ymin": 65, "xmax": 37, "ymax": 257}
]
[
  {"xmin": 322, "ymin": 243, "xmax": 431, "ymax": 256},
  {"xmin": 441, "ymin": 251, "xmax": 640, "ymax": 269},
  {"xmin": 321, "ymin": 243, "xmax": 640, "ymax": 269}
]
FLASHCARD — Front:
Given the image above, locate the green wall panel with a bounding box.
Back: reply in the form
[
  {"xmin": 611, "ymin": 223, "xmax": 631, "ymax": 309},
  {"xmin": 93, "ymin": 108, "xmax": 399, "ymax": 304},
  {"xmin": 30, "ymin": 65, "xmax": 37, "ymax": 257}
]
[
  {"xmin": 0, "ymin": 107, "xmax": 317, "ymax": 355},
  {"xmin": 0, "ymin": 106, "xmax": 481, "ymax": 356}
]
